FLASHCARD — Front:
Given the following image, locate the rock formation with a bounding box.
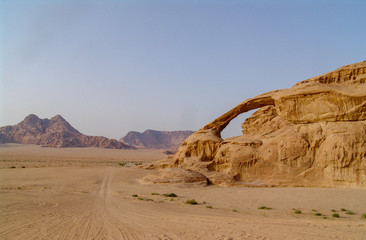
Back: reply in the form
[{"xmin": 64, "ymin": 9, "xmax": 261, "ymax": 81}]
[
  {"xmin": 0, "ymin": 114, "xmax": 134, "ymax": 149},
  {"xmin": 144, "ymin": 61, "xmax": 366, "ymax": 187},
  {"xmin": 121, "ymin": 130, "xmax": 194, "ymax": 150},
  {"xmin": 141, "ymin": 168, "xmax": 208, "ymax": 186}
]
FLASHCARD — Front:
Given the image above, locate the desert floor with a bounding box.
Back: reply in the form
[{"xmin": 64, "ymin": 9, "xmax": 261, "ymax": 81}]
[{"xmin": 0, "ymin": 144, "xmax": 365, "ymax": 240}]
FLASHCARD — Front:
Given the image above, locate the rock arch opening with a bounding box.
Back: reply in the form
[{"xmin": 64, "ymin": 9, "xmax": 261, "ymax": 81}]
[
  {"xmin": 221, "ymin": 110, "xmax": 256, "ymax": 139},
  {"xmin": 200, "ymin": 94, "xmax": 275, "ymax": 138}
]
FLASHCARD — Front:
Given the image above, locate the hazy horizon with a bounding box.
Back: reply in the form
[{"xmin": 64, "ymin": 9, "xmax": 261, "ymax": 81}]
[{"xmin": 1, "ymin": 0, "xmax": 365, "ymax": 139}]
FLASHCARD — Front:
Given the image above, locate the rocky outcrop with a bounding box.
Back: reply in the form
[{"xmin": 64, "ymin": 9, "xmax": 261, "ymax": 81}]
[
  {"xmin": 121, "ymin": 130, "xmax": 194, "ymax": 150},
  {"xmin": 141, "ymin": 168, "xmax": 208, "ymax": 186},
  {"xmin": 0, "ymin": 114, "xmax": 134, "ymax": 149},
  {"xmin": 144, "ymin": 61, "xmax": 366, "ymax": 187}
]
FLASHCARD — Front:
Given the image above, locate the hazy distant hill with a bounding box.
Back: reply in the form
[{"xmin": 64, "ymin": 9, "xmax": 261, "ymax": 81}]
[
  {"xmin": 120, "ymin": 130, "xmax": 194, "ymax": 150},
  {"xmin": 0, "ymin": 114, "xmax": 134, "ymax": 149}
]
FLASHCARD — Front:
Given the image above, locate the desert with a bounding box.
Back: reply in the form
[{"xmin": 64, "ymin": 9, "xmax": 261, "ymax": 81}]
[
  {"xmin": 1, "ymin": 61, "xmax": 366, "ymax": 240},
  {"xmin": 1, "ymin": 62, "xmax": 366, "ymax": 240},
  {"xmin": 2, "ymin": 1, "xmax": 366, "ymax": 239},
  {"xmin": 0, "ymin": 144, "xmax": 366, "ymax": 240}
]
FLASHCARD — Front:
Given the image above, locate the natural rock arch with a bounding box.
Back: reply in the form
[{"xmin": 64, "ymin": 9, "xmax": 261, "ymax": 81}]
[
  {"xmin": 201, "ymin": 93, "xmax": 275, "ymax": 136},
  {"xmin": 144, "ymin": 61, "xmax": 366, "ymax": 187}
]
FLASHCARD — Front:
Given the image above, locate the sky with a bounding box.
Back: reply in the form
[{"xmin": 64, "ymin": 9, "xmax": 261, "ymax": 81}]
[{"xmin": 1, "ymin": 0, "xmax": 365, "ymax": 140}]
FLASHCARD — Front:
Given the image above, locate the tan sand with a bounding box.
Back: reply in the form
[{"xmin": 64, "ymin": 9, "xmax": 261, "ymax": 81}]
[
  {"xmin": 0, "ymin": 144, "xmax": 365, "ymax": 239},
  {"xmin": 0, "ymin": 143, "xmax": 166, "ymax": 168}
]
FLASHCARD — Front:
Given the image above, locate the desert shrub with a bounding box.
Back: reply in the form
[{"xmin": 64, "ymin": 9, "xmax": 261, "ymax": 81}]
[
  {"xmin": 185, "ymin": 199, "xmax": 198, "ymax": 205},
  {"xmin": 151, "ymin": 193, "xmax": 159, "ymax": 195},
  {"xmin": 138, "ymin": 197, "xmax": 144, "ymax": 201},
  {"xmin": 332, "ymin": 213, "xmax": 340, "ymax": 218},
  {"xmin": 331, "ymin": 209, "xmax": 337, "ymax": 212},
  {"xmin": 10, "ymin": 166, "xmax": 16, "ymax": 168},
  {"xmin": 361, "ymin": 214, "xmax": 366, "ymax": 219},
  {"xmin": 294, "ymin": 210, "xmax": 302, "ymax": 214},
  {"xmin": 21, "ymin": 166, "xmax": 25, "ymax": 168},
  {"xmin": 206, "ymin": 206, "xmax": 213, "ymax": 209},
  {"xmin": 118, "ymin": 162, "xmax": 126, "ymax": 166},
  {"xmin": 163, "ymin": 193, "xmax": 177, "ymax": 197},
  {"xmin": 345, "ymin": 211, "xmax": 355, "ymax": 215},
  {"xmin": 314, "ymin": 213, "xmax": 322, "ymax": 216},
  {"xmin": 258, "ymin": 206, "xmax": 272, "ymax": 210},
  {"xmin": 312, "ymin": 209, "xmax": 317, "ymax": 212},
  {"xmin": 232, "ymin": 209, "xmax": 238, "ymax": 212},
  {"xmin": 340, "ymin": 208, "xmax": 347, "ymax": 211},
  {"xmin": 132, "ymin": 194, "xmax": 138, "ymax": 197}
]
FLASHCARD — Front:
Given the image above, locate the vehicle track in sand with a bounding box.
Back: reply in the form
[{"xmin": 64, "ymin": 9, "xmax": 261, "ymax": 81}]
[
  {"xmin": 1, "ymin": 167, "xmax": 365, "ymax": 240},
  {"xmin": 0, "ymin": 168, "xmax": 144, "ymax": 240}
]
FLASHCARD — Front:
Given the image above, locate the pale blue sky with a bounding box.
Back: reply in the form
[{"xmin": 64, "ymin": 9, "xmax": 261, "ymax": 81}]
[{"xmin": 1, "ymin": 0, "xmax": 365, "ymax": 139}]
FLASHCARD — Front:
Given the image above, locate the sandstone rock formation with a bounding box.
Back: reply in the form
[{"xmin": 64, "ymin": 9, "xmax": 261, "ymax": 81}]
[
  {"xmin": 0, "ymin": 114, "xmax": 134, "ymax": 149},
  {"xmin": 141, "ymin": 168, "xmax": 208, "ymax": 186},
  {"xmin": 121, "ymin": 130, "xmax": 194, "ymax": 150},
  {"xmin": 144, "ymin": 61, "xmax": 366, "ymax": 187}
]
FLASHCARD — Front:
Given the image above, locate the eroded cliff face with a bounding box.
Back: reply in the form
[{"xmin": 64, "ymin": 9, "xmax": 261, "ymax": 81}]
[
  {"xmin": 144, "ymin": 61, "xmax": 366, "ymax": 187},
  {"xmin": 210, "ymin": 107, "xmax": 366, "ymax": 187}
]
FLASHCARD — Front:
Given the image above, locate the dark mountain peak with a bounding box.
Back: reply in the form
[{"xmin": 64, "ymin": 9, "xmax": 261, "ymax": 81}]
[
  {"xmin": 20, "ymin": 114, "xmax": 46, "ymax": 133},
  {"xmin": 23, "ymin": 114, "xmax": 42, "ymax": 124},
  {"xmin": 0, "ymin": 114, "xmax": 133, "ymax": 149},
  {"xmin": 50, "ymin": 114, "xmax": 66, "ymax": 122},
  {"xmin": 45, "ymin": 114, "xmax": 80, "ymax": 134}
]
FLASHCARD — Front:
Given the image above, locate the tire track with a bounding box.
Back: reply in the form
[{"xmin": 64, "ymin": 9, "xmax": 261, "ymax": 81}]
[
  {"xmin": 62, "ymin": 168, "xmax": 141, "ymax": 240},
  {"xmin": 0, "ymin": 168, "xmax": 143, "ymax": 240}
]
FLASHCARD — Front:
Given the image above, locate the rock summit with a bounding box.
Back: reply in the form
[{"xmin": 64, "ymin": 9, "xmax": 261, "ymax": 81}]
[{"xmin": 0, "ymin": 114, "xmax": 133, "ymax": 149}]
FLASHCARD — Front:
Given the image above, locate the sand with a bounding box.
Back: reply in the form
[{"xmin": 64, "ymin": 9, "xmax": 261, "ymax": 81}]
[{"xmin": 0, "ymin": 144, "xmax": 365, "ymax": 239}]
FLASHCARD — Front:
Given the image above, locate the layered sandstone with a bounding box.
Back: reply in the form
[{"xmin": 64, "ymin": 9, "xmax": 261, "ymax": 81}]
[
  {"xmin": 144, "ymin": 61, "xmax": 366, "ymax": 187},
  {"xmin": 0, "ymin": 114, "xmax": 134, "ymax": 149}
]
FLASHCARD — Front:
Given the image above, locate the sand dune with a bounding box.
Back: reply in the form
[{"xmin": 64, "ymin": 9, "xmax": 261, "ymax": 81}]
[{"xmin": 0, "ymin": 144, "xmax": 365, "ymax": 239}]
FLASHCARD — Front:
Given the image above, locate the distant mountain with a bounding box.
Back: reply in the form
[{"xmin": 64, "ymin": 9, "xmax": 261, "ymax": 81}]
[
  {"xmin": 0, "ymin": 114, "xmax": 134, "ymax": 149},
  {"xmin": 120, "ymin": 130, "xmax": 194, "ymax": 150},
  {"xmin": 0, "ymin": 132, "xmax": 4, "ymax": 144}
]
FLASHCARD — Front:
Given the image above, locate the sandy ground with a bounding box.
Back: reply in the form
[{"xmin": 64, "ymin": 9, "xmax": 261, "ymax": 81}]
[
  {"xmin": 0, "ymin": 144, "xmax": 365, "ymax": 240},
  {"xmin": 0, "ymin": 144, "xmax": 166, "ymax": 168}
]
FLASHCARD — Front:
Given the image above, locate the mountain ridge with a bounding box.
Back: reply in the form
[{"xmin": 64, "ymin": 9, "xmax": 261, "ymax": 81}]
[
  {"xmin": 0, "ymin": 114, "xmax": 134, "ymax": 149},
  {"xmin": 121, "ymin": 129, "xmax": 194, "ymax": 150}
]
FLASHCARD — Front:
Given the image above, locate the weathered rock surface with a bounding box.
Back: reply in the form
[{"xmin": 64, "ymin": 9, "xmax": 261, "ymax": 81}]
[
  {"xmin": 141, "ymin": 168, "xmax": 208, "ymax": 186},
  {"xmin": 0, "ymin": 114, "xmax": 134, "ymax": 149},
  {"xmin": 144, "ymin": 61, "xmax": 366, "ymax": 187},
  {"xmin": 121, "ymin": 130, "xmax": 194, "ymax": 150}
]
